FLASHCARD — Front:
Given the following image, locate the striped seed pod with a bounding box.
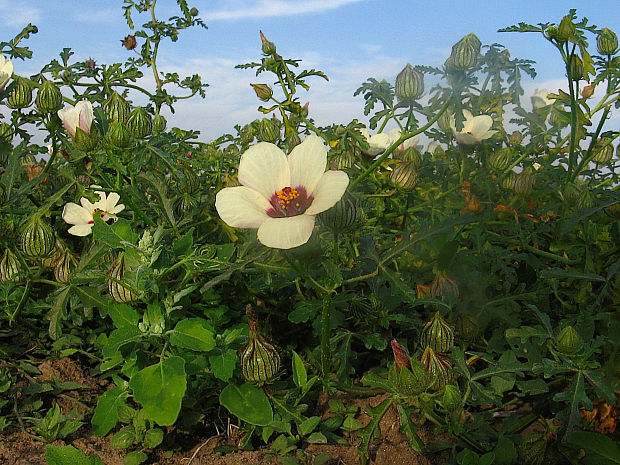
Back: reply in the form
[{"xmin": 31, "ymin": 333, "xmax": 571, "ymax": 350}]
[
  {"xmin": 107, "ymin": 253, "xmax": 137, "ymax": 303},
  {"xmin": 54, "ymin": 248, "xmax": 77, "ymax": 284},
  {"xmin": 420, "ymin": 312, "xmax": 455, "ymax": 353},
  {"xmin": 20, "ymin": 216, "xmax": 56, "ymax": 259},
  {"xmin": 7, "ymin": 76, "xmax": 33, "ymax": 109},
  {"xmin": 126, "ymin": 107, "xmax": 152, "ymax": 139},
  {"xmin": 593, "ymin": 139, "xmax": 614, "ymax": 164},
  {"xmin": 0, "ymin": 249, "xmax": 21, "ymax": 283},
  {"xmin": 389, "ymin": 161, "xmax": 419, "ymax": 191},
  {"xmin": 488, "ymin": 147, "xmax": 515, "ymax": 172},
  {"xmin": 418, "ymin": 347, "xmax": 453, "ymax": 391},
  {"xmin": 395, "ymin": 63, "xmax": 424, "ymax": 103},
  {"xmin": 318, "ymin": 192, "xmax": 365, "ymax": 233},
  {"xmin": 103, "ymin": 91, "xmax": 130, "ymax": 124},
  {"xmin": 35, "ymin": 81, "xmax": 63, "ymax": 114},
  {"xmin": 513, "ymin": 169, "xmax": 535, "ymax": 195},
  {"xmin": 239, "ymin": 306, "xmax": 280, "ymax": 385}
]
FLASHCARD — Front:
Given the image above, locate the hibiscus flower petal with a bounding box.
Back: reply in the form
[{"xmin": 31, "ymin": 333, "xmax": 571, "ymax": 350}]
[
  {"xmin": 58, "ymin": 106, "xmax": 79, "ymax": 137},
  {"xmin": 62, "ymin": 202, "xmax": 93, "ymax": 225},
  {"xmin": 469, "ymin": 115, "xmax": 493, "ymax": 137},
  {"xmin": 257, "ymin": 215, "xmax": 315, "ymax": 249},
  {"xmin": 288, "ymin": 134, "xmax": 327, "ymax": 195},
  {"xmin": 238, "ymin": 142, "xmax": 290, "ymax": 199},
  {"xmin": 304, "ymin": 170, "xmax": 349, "ymax": 215},
  {"xmin": 68, "ymin": 224, "xmax": 94, "ymax": 236},
  {"xmin": 215, "ymin": 186, "xmax": 271, "ymax": 228},
  {"xmin": 454, "ymin": 132, "xmax": 480, "ymax": 145}
]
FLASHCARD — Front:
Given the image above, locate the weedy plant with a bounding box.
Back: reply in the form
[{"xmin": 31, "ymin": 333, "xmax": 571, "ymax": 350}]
[{"xmin": 0, "ymin": 2, "xmax": 618, "ymax": 465}]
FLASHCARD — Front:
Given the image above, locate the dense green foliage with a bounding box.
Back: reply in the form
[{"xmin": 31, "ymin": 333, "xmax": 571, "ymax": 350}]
[{"xmin": 0, "ymin": 2, "xmax": 618, "ymax": 464}]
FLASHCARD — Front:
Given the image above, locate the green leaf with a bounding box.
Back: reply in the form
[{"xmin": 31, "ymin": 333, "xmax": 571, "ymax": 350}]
[
  {"xmin": 397, "ymin": 404, "xmax": 424, "ymax": 453},
  {"xmin": 571, "ymin": 431, "xmax": 620, "ymax": 465},
  {"xmin": 298, "ymin": 416, "xmax": 321, "ymax": 436},
  {"xmin": 219, "ymin": 383, "xmax": 273, "ymax": 426},
  {"xmin": 292, "ymin": 351, "xmax": 307, "ymax": 389},
  {"xmin": 102, "ymin": 327, "xmax": 143, "ymax": 358},
  {"xmin": 123, "ymin": 450, "xmax": 147, "ymax": 465},
  {"xmin": 306, "ymin": 432, "xmax": 328, "ymax": 444},
  {"xmin": 45, "ymin": 445, "xmax": 104, "ymax": 465},
  {"xmin": 129, "ymin": 356, "xmax": 187, "ymax": 426},
  {"xmin": 92, "ymin": 386, "xmax": 129, "ymax": 436},
  {"xmin": 73, "ymin": 286, "xmax": 109, "ymax": 313},
  {"xmin": 143, "ymin": 428, "xmax": 164, "ymax": 448},
  {"xmin": 554, "ymin": 372, "xmax": 592, "ymax": 440},
  {"xmin": 110, "ymin": 425, "xmax": 135, "ymax": 449},
  {"xmin": 208, "ymin": 348, "xmax": 237, "ymax": 381},
  {"xmin": 49, "ymin": 287, "xmax": 71, "ymax": 340},
  {"xmin": 173, "ymin": 227, "xmax": 194, "ymax": 257},
  {"xmin": 493, "ymin": 436, "xmax": 517, "ymax": 465},
  {"xmin": 108, "ymin": 303, "xmax": 140, "ymax": 328},
  {"xmin": 169, "ymin": 318, "xmax": 215, "ymax": 352},
  {"xmin": 92, "ymin": 217, "xmax": 137, "ymax": 249}
]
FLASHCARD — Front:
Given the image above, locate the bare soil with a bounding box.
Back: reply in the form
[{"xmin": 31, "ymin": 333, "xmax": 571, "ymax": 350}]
[{"xmin": 0, "ymin": 358, "xmax": 451, "ymax": 465}]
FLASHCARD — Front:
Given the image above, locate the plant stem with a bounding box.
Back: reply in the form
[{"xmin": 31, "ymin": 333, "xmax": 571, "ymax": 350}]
[{"xmin": 320, "ymin": 294, "xmax": 332, "ymax": 378}]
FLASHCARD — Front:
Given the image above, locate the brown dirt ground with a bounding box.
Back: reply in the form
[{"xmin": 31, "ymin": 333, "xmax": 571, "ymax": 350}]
[{"xmin": 0, "ymin": 358, "xmax": 452, "ymax": 465}]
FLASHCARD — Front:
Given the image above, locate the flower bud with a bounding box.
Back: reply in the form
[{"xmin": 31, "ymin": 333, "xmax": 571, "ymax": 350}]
[
  {"xmin": 389, "ymin": 161, "xmax": 419, "ymax": 191},
  {"xmin": 546, "ymin": 26, "xmax": 559, "ymax": 41},
  {"xmin": 0, "ymin": 249, "xmax": 21, "ymax": 283},
  {"xmin": 418, "ymin": 347, "xmax": 453, "ymax": 391},
  {"xmin": 257, "ymin": 118, "xmax": 280, "ymax": 143},
  {"xmin": 449, "ymin": 33, "xmax": 481, "ymax": 70},
  {"xmin": 488, "ymin": 147, "xmax": 515, "ymax": 172},
  {"xmin": 400, "ymin": 146, "xmax": 423, "ymax": 169},
  {"xmin": 569, "ymin": 54, "xmax": 584, "ymax": 81},
  {"xmin": 251, "ymin": 83, "xmax": 273, "ymax": 102},
  {"xmin": 597, "ymin": 27, "xmax": 618, "ymax": 55},
  {"xmin": 239, "ymin": 306, "xmax": 280, "ymax": 385},
  {"xmin": 581, "ymin": 84, "xmax": 595, "ymax": 99},
  {"xmin": 508, "ymin": 130, "xmax": 523, "ymax": 146},
  {"xmin": 348, "ymin": 295, "xmax": 373, "ymax": 320},
  {"xmin": 259, "ymin": 31, "xmax": 276, "ymax": 55},
  {"xmin": 104, "ymin": 121, "xmax": 131, "ymax": 148},
  {"xmin": 593, "ymin": 139, "xmax": 613, "ymax": 164},
  {"xmin": 420, "ymin": 312, "xmax": 455, "ymax": 353},
  {"xmin": 35, "ymin": 81, "xmax": 63, "ymax": 114},
  {"xmin": 179, "ymin": 164, "xmax": 200, "ymax": 194},
  {"xmin": 189, "ymin": 7, "xmax": 199, "ymax": 16},
  {"xmin": 107, "ymin": 253, "xmax": 137, "ymax": 303},
  {"xmin": 152, "ymin": 113, "xmax": 166, "ymax": 135},
  {"xmin": 318, "ymin": 191, "xmax": 365, "ymax": 233},
  {"xmin": 20, "ymin": 216, "xmax": 56, "ymax": 259},
  {"xmin": 126, "ymin": 107, "xmax": 152, "ymax": 139},
  {"xmin": 391, "ymin": 339, "xmax": 411, "ymax": 371},
  {"xmin": 557, "ymin": 15, "xmax": 576, "ymax": 42},
  {"xmin": 431, "ymin": 272, "xmax": 459, "ymax": 300},
  {"xmin": 513, "ymin": 169, "xmax": 535, "ymax": 195},
  {"xmin": 7, "ymin": 76, "xmax": 33, "ymax": 109},
  {"xmin": 395, "ymin": 63, "xmax": 424, "ymax": 103},
  {"xmin": 103, "ymin": 91, "xmax": 130, "ymax": 124},
  {"xmin": 555, "ymin": 326, "xmax": 582, "ymax": 355}
]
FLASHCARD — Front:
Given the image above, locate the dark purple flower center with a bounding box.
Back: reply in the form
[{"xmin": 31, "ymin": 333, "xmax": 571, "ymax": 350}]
[{"xmin": 266, "ymin": 186, "xmax": 313, "ymax": 218}]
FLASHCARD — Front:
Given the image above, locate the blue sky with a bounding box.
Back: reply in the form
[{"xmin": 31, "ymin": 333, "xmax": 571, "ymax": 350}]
[{"xmin": 2, "ymin": 0, "xmax": 619, "ymax": 141}]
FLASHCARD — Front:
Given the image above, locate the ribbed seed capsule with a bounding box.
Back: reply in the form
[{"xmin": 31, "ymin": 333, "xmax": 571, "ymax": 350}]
[
  {"xmin": 593, "ymin": 139, "xmax": 614, "ymax": 164},
  {"xmin": 0, "ymin": 249, "xmax": 21, "ymax": 283},
  {"xmin": 152, "ymin": 113, "xmax": 167, "ymax": 135},
  {"xmin": 0, "ymin": 122, "xmax": 13, "ymax": 143},
  {"xmin": 239, "ymin": 307, "xmax": 280, "ymax": 385},
  {"xmin": 318, "ymin": 192, "xmax": 365, "ymax": 233},
  {"xmin": 103, "ymin": 91, "xmax": 130, "ymax": 124},
  {"xmin": 418, "ymin": 347, "xmax": 453, "ymax": 391},
  {"xmin": 431, "ymin": 272, "xmax": 459, "ymax": 300},
  {"xmin": 390, "ymin": 161, "xmax": 419, "ymax": 191},
  {"xmin": 20, "ymin": 216, "xmax": 56, "ymax": 259},
  {"xmin": 597, "ymin": 27, "xmax": 618, "ymax": 55},
  {"xmin": 501, "ymin": 171, "xmax": 517, "ymax": 190},
  {"xmin": 179, "ymin": 164, "xmax": 200, "ymax": 194},
  {"xmin": 420, "ymin": 312, "xmax": 455, "ymax": 353},
  {"xmin": 35, "ymin": 81, "xmax": 63, "ymax": 114},
  {"xmin": 555, "ymin": 326, "xmax": 582, "ymax": 355},
  {"xmin": 104, "ymin": 121, "xmax": 131, "ymax": 148},
  {"xmin": 257, "ymin": 118, "xmax": 280, "ymax": 143},
  {"xmin": 126, "ymin": 107, "xmax": 152, "ymax": 139},
  {"xmin": 348, "ymin": 295, "xmax": 373, "ymax": 320},
  {"xmin": 395, "ymin": 63, "xmax": 424, "ymax": 103},
  {"xmin": 54, "ymin": 248, "xmax": 77, "ymax": 284},
  {"xmin": 513, "ymin": 169, "xmax": 535, "ymax": 195},
  {"xmin": 488, "ymin": 147, "xmax": 515, "ymax": 172},
  {"xmin": 107, "ymin": 253, "xmax": 137, "ymax": 303},
  {"xmin": 7, "ymin": 76, "xmax": 33, "ymax": 109}
]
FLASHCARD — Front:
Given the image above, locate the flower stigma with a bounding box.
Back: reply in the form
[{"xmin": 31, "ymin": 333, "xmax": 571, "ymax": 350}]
[{"xmin": 267, "ymin": 186, "xmax": 314, "ymax": 218}]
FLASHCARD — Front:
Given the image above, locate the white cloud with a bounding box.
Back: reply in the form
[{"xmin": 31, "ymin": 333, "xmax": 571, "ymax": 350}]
[
  {"xmin": 204, "ymin": 0, "xmax": 367, "ymax": 21},
  {"xmin": 0, "ymin": 0, "xmax": 41, "ymax": 28}
]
